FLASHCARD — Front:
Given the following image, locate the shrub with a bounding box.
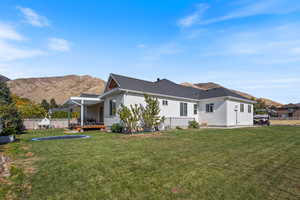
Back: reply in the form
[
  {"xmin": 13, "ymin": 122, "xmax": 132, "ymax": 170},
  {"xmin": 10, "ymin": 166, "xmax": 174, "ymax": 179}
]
[
  {"xmin": 111, "ymin": 123, "xmax": 123, "ymax": 133},
  {"xmin": 188, "ymin": 120, "xmax": 200, "ymax": 129},
  {"xmin": 140, "ymin": 95, "xmax": 165, "ymax": 131},
  {"xmin": 176, "ymin": 126, "xmax": 182, "ymax": 130},
  {"xmin": 118, "ymin": 104, "xmax": 141, "ymax": 133}
]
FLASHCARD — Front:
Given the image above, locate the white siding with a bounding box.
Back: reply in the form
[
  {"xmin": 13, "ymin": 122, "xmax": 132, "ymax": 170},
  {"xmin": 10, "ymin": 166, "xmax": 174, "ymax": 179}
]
[
  {"xmin": 103, "ymin": 93, "xmax": 124, "ymax": 126},
  {"xmin": 226, "ymin": 100, "xmax": 253, "ymax": 126},
  {"xmin": 102, "ymin": 91, "xmax": 254, "ymax": 127},
  {"xmin": 198, "ymin": 98, "xmax": 227, "ymax": 126},
  {"xmin": 123, "ymin": 92, "xmax": 198, "ymax": 121}
]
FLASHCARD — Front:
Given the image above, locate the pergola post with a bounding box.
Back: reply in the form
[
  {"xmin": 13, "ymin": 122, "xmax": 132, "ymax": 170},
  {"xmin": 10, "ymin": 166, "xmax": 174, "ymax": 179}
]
[{"xmin": 81, "ymin": 99, "xmax": 84, "ymax": 128}]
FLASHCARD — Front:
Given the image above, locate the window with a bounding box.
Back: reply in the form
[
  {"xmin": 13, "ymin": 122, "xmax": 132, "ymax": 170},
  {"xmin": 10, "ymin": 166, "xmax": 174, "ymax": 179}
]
[
  {"xmin": 162, "ymin": 100, "xmax": 168, "ymax": 106},
  {"xmin": 248, "ymin": 105, "xmax": 252, "ymax": 113},
  {"xmin": 109, "ymin": 99, "xmax": 116, "ymax": 116},
  {"xmin": 180, "ymin": 102, "xmax": 188, "ymax": 116},
  {"xmin": 206, "ymin": 104, "xmax": 214, "ymax": 113},
  {"xmin": 194, "ymin": 104, "xmax": 198, "ymax": 115},
  {"xmin": 240, "ymin": 103, "xmax": 244, "ymax": 112}
]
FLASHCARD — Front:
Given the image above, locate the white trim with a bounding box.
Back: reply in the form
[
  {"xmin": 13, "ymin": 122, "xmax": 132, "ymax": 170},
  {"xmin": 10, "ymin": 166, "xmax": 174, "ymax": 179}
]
[
  {"xmin": 120, "ymin": 89, "xmax": 200, "ymax": 102},
  {"xmin": 99, "ymin": 88, "xmax": 121, "ymax": 99},
  {"xmin": 225, "ymin": 96, "xmax": 256, "ymax": 104},
  {"xmin": 70, "ymin": 96, "xmax": 101, "ymax": 101}
]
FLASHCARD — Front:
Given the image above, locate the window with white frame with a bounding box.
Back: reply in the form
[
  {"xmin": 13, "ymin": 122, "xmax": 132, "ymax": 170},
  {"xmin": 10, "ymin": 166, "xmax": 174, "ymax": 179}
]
[
  {"xmin": 206, "ymin": 103, "xmax": 214, "ymax": 113},
  {"xmin": 194, "ymin": 104, "xmax": 198, "ymax": 115},
  {"xmin": 180, "ymin": 102, "xmax": 188, "ymax": 116},
  {"xmin": 248, "ymin": 105, "xmax": 252, "ymax": 113},
  {"xmin": 240, "ymin": 103, "xmax": 244, "ymax": 112},
  {"xmin": 162, "ymin": 100, "xmax": 168, "ymax": 106},
  {"xmin": 109, "ymin": 99, "xmax": 116, "ymax": 116}
]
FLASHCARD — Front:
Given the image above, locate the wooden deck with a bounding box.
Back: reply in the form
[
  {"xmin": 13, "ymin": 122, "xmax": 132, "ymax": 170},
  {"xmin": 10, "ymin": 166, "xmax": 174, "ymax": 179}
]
[{"xmin": 74, "ymin": 124, "xmax": 106, "ymax": 131}]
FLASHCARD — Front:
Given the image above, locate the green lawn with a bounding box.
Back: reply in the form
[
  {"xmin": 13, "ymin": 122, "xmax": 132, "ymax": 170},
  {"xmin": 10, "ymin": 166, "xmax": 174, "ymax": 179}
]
[{"xmin": 1, "ymin": 126, "xmax": 300, "ymax": 200}]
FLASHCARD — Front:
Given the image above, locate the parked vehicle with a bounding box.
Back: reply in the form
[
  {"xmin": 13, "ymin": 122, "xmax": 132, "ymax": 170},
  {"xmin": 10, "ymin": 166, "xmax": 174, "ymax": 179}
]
[{"xmin": 254, "ymin": 115, "xmax": 270, "ymax": 126}]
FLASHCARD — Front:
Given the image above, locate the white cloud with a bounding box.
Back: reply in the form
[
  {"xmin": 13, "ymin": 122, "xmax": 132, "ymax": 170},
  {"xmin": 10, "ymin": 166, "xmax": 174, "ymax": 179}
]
[
  {"xmin": 201, "ymin": 23, "xmax": 300, "ymax": 64},
  {"xmin": 0, "ymin": 40, "xmax": 45, "ymax": 62},
  {"xmin": 178, "ymin": 3, "xmax": 209, "ymax": 28},
  {"xmin": 137, "ymin": 44, "xmax": 146, "ymax": 48},
  {"xmin": 0, "ymin": 23, "xmax": 45, "ymax": 62},
  {"xmin": 0, "ymin": 23, "xmax": 24, "ymax": 41},
  {"xmin": 17, "ymin": 6, "xmax": 49, "ymax": 27},
  {"xmin": 48, "ymin": 38, "xmax": 70, "ymax": 52},
  {"xmin": 179, "ymin": 0, "xmax": 300, "ymax": 27}
]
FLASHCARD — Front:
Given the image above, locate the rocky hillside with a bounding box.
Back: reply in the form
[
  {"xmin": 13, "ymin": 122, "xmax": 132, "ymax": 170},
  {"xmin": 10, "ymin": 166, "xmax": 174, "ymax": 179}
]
[
  {"xmin": 7, "ymin": 75, "xmax": 106, "ymax": 104},
  {"xmin": 181, "ymin": 82, "xmax": 282, "ymax": 107},
  {"xmin": 6, "ymin": 74, "xmax": 282, "ymax": 107},
  {"xmin": 0, "ymin": 74, "xmax": 9, "ymax": 83}
]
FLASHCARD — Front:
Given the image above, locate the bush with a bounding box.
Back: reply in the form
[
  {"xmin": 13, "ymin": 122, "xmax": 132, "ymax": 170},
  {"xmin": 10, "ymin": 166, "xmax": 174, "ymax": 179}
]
[
  {"xmin": 188, "ymin": 120, "xmax": 200, "ymax": 129},
  {"xmin": 176, "ymin": 126, "xmax": 183, "ymax": 130},
  {"xmin": 111, "ymin": 123, "xmax": 123, "ymax": 133}
]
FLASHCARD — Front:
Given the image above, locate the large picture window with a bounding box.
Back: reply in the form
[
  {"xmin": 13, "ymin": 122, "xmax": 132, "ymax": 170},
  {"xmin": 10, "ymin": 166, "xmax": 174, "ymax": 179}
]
[
  {"xmin": 109, "ymin": 99, "xmax": 116, "ymax": 116},
  {"xmin": 206, "ymin": 103, "xmax": 214, "ymax": 113},
  {"xmin": 180, "ymin": 102, "xmax": 188, "ymax": 116}
]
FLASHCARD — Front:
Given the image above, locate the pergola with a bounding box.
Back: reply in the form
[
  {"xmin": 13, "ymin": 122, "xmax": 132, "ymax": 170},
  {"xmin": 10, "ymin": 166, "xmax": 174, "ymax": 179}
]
[{"xmin": 64, "ymin": 96, "xmax": 102, "ymax": 128}]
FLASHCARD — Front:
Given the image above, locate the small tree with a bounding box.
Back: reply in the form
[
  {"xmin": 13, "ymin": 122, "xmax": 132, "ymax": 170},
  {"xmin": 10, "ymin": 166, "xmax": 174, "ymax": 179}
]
[
  {"xmin": 0, "ymin": 81, "xmax": 12, "ymax": 104},
  {"xmin": 140, "ymin": 95, "xmax": 164, "ymax": 131},
  {"xmin": 0, "ymin": 82, "xmax": 23, "ymax": 136},
  {"xmin": 50, "ymin": 98, "xmax": 58, "ymax": 109},
  {"xmin": 41, "ymin": 99, "xmax": 50, "ymax": 111},
  {"xmin": 118, "ymin": 104, "xmax": 141, "ymax": 133}
]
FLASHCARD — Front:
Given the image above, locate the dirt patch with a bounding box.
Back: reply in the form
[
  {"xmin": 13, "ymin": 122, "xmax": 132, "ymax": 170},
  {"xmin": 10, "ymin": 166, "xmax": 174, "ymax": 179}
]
[
  {"xmin": 0, "ymin": 153, "xmax": 11, "ymax": 178},
  {"xmin": 25, "ymin": 152, "xmax": 34, "ymax": 157},
  {"xmin": 270, "ymin": 120, "xmax": 300, "ymax": 126}
]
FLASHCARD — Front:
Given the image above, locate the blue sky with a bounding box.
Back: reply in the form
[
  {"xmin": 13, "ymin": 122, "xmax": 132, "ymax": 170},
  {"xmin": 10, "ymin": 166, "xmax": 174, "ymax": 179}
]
[{"xmin": 0, "ymin": 0, "xmax": 300, "ymax": 104}]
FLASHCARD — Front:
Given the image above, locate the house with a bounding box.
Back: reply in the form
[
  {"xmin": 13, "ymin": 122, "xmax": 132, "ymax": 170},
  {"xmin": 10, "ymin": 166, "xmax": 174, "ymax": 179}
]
[
  {"xmin": 275, "ymin": 104, "xmax": 300, "ymax": 119},
  {"xmin": 66, "ymin": 73, "xmax": 255, "ymax": 129}
]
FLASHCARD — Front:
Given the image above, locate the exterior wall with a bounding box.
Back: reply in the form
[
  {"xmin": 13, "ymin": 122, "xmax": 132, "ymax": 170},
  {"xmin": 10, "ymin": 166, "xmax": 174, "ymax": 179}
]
[
  {"xmin": 123, "ymin": 92, "xmax": 198, "ymax": 121},
  {"xmin": 101, "ymin": 91, "xmax": 254, "ymax": 127},
  {"xmin": 103, "ymin": 92, "xmax": 124, "ymax": 126},
  {"xmin": 198, "ymin": 98, "xmax": 227, "ymax": 126},
  {"xmin": 226, "ymin": 100, "xmax": 253, "ymax": 126}
]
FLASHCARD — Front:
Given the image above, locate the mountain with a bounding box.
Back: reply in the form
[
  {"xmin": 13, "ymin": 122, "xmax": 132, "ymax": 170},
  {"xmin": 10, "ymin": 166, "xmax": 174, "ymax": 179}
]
[
  {"xmin": 7, "ymin": 75, "xmax": 106, "ymax": 105},
  {"xmin": 181, "ymin": 82, "xmax": 282, "ymax": 107},
  {"xmin": 6, "ymin": 74, "xmax": 282, "ymax": 107},
  {"xmin": 0, "ymin": 74, "xmax": 10, "ymax": 83}
]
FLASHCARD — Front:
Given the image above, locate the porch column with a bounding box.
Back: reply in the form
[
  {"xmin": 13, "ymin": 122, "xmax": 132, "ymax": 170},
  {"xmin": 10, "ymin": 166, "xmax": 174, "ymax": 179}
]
[
  {"xmin": 81, "ymin": 100, "xmax": 84, "ymax": 127},
  {"xmin": 67, "ymin": 109, "xmax": 71, "ymax": 129}
]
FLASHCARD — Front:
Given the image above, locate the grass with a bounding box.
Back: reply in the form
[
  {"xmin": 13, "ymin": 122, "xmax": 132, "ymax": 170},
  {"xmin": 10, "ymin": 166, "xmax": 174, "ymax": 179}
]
[{"xmin": 1, "ymin": 126, "xmax": 300, "ymax": 200}]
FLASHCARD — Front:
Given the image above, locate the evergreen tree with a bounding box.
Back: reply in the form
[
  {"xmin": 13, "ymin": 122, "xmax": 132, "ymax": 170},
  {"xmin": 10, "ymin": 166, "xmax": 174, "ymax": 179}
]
[
  {"xmin": 50, "ymin": 98, "xmax": 58, "ymax": 109},
  {"xmin": 0, "ymin": 81, "xmax": 12, "ymax": 104},
  {"xmin": 0, "ymin": 82, "xmax": 23, "ymax": 135},
  {"xmin": 41, "ymin": 99, "xmax": 50, "ymax": 111}
]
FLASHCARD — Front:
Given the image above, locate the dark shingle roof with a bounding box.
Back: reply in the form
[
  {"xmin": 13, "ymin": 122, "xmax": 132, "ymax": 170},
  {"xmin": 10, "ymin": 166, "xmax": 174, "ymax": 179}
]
[{"xmin": 110, "ymin": 73, "xmax": 251, "ymax": 101}]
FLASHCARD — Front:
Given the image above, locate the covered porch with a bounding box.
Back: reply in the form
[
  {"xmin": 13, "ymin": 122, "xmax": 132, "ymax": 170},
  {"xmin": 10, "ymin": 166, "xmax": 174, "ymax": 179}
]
[{"xmin": 65, "ymin": 94, "xmax": 105, "ymax": 131}]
